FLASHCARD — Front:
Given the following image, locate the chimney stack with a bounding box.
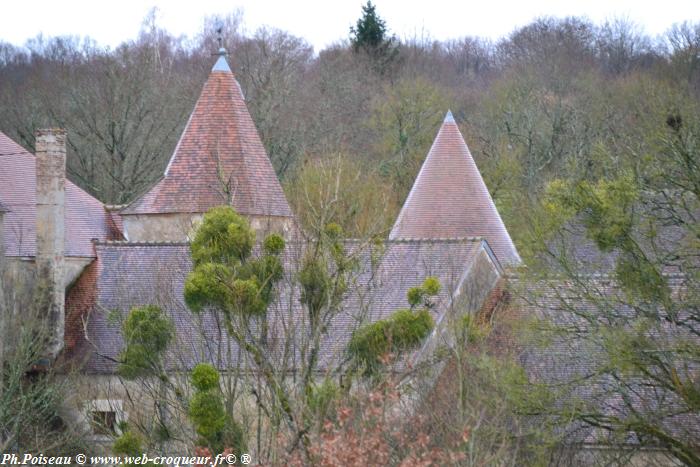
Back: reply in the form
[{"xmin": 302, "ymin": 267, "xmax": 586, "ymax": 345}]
[
  {"xmin": 35, "ymin": 128, "xmax": 66, "ymax": 360},
  {"xmin": 0, "ymin": 201, "xmax": 7, "ymax": 259},
  {"xmin": 0, "ymin": 202, "xmax": 7, "ymax": 331}
]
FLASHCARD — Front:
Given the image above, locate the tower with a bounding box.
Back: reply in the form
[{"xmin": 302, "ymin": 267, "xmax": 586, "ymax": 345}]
[
  {"xmin": 390, "ymin": 111, "xmax": 521, "ymax": 267},
  {"xmin": 120, "ymin": 46, "xmax": 294, "ymax": 241}
]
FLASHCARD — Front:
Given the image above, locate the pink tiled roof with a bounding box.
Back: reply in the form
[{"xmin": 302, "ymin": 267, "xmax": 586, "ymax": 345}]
[
  {"xmin": 122, "ymin": 55, "xmax": 293, "ymax": 218},
  {"xmin": 389, "ymin": 111, "xmax": 521, "ymax": 266},
  {"xmin": 0, "ymin": 131, "xmax": 119, "ymax": 257}
]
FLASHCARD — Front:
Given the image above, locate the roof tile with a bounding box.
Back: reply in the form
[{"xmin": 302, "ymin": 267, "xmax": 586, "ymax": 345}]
[
  {"xmin": 0, "ymin": 131, "xmax": 119, "ymax": 257},
  {"xmin": 390, "ymin": 112, "xmax": 521, "ymax": 266},
  {"xmin": 81, "ymin": 239, "xmax": 484, "ymax": 373},
  {"xmin": 122, "ymin": 55, "xmax": 292, "ymax": 218}
]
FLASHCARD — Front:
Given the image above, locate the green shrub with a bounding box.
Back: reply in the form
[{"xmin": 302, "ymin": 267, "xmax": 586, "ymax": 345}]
[
  {"xmin": 189, "ymin": 390, "xmax": 226, "ymax": 440},
  {"xmin": 263, "ymin": 233, "xmax": 285, "ymax": 255},
  {"xmin": 191, "ymin": 363, "xmax": 220, "ymax": 391},
  {"xmin": 230, "ymin": 278, "xmax": 265, "ymax": 315},
  {"xmin": 308, "ymin": 379, "xmax": 340, "ymax": 417},
  {"xmin": 349, "ymin": 308, "xmax": 434, "ymax": 375},
  {"xmin": 122, "ymin": 305, "xmax": 173, "ymax": 353},
  {"xmin": 118, "ymin": 344, "xmax": 150, "ymax": 379},
  {"xmin": 406, "ymin": 287, "xmax": 424, "ymax": 307},
  {"xmin": 299, "ymin": 256, "xmax": 330, "ymax": 317},
  {"xmin": 184, "ymin": 263, "xmax": 234, "ymax": 312},
  {"xmin": 113, "ymin": 430, "xmax": 143, "ymax": 456},
  {"xmin": 190, "ymin": 206, "xmax": 254, "ymax": 266},
  {"xmin": 118, "ymin": 306, "xmax": 173, "ymax": 378},
  {"xmin": 390, "ymin": 309, "xmax": 434, "ymax": 347},
  {"xmin": 324, "ymin": 222, "xmax": 343, "ymax": 239},
  {"xmin": 421, "ymin": 276, "xmax": 440, "ymax": 296},
  {"xmin": 406, "ymin": 276, "xmax": 440, "ymax": 307},
  {"xmin": 242, "ymin": 255, "xmax": 284, "ymax": 305}
]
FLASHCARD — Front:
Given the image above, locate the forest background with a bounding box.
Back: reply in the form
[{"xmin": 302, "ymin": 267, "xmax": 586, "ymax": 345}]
[
  {"xmin": 2, "ymin": 4, "xmax": 700, "ymax": 464},
  {"xmin": 1, "ymin": 6, "xmax": 698, "ymax": 249}
]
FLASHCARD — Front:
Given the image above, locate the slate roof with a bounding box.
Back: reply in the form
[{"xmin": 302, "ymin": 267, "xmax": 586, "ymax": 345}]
[
  {"xmin": 78, "ymin": 238, "xmax": 488, "ymax": 374},
  {"xmin": 121, "ymin": 53, "xmax": 293, "ymax": 218},
  {"xmin": 511, "ymin": 277, "xmax": 700, "ymax": 447},
  {"xmin": 390, "ymin": 111, "xmax": 521, "ymax": 267},
  {"xmin": 0, "ymin": 131, "xmax": 120, "ymax": 257}
]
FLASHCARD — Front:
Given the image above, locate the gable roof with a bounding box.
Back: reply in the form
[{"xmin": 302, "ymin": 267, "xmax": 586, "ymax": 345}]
[
  {"xmin": 389, "ymin": 111, "xmax": 521, "ymax": 267},
  {"xmin": 77, "ymin": 238, "xmax": 493, "ymax": 374},
  {"xmin": 0, "ymin": 131, "xmax": 119, "ymax": 257},
  {"xmin": 121, "ymin": 53, "xmax": 293, "ymax": 218}
]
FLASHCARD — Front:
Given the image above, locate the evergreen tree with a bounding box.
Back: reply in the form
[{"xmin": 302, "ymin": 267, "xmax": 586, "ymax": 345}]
[
  {"xmin": 350, "ymin": 1, "xmax": 388, "ymax": 53},
  {"xmin": 349, "ymin": 0, "xmax": 398, "ymax": 73}
]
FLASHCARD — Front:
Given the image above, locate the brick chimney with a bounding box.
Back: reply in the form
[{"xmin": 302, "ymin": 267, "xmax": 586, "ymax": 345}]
[{"xmin": 35, "ymin": 128, "xmax": 66, "ymax": 360}]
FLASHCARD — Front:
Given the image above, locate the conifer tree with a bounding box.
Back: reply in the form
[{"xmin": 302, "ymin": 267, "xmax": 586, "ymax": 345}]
[
  {"xmin": 350, "ymin": 1, "xmax": 388, "ymax": 53},
  {"xmin": 349, "ymin": 1, "xmax": 398, "ymax": 72}
]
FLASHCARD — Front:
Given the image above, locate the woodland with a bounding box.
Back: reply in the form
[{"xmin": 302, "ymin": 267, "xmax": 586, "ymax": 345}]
[{"xmin": 1, "ymin": 3, "xmax": 699, "ymax": 466}]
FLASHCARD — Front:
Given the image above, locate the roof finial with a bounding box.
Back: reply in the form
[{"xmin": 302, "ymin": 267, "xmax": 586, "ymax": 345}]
[
  {"xmin": 216, "ymin": 25, "xmax": 224, "ymax": 50},
  {"xmin": 444, "ymin": 109, "xmax": 455, "ymax": 123},
  {"xmin": 211, "ymin": 23, "xmax": 231, "ymax": 72}
]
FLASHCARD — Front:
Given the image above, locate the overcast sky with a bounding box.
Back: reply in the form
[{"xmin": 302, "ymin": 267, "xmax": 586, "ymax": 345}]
[{"xmin": 1, "ymin": 0, "xmax": 699, "ymax": 52}]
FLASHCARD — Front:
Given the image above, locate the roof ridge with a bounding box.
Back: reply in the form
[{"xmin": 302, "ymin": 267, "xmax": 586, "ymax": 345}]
[
  {"xmin": 97, "ymin": 237, "xmax": 487, "ymax": 248},
  {"xmin": 97, "ymin": 240, "xmax": 190, "ymax": 247},
  {"xmin": 387, "ymin": 236, "xmax": 484, "ymax": 243}
]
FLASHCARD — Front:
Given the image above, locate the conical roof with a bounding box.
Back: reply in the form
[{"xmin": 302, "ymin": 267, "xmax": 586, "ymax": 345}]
[
  {"xmin": 389, "ymin": 111, "xmax": 521, "ymax": 266},
  {"xmin": 122, "ymin": 53, "xmax": 293, "ymax": 218}
]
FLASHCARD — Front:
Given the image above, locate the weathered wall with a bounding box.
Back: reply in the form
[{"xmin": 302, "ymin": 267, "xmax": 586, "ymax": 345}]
[
  {"xmin": 1, "ymin": 257, "xmax": 92, "ymax": 355},
  {"xmin": 451, "ymin": 243, "xmax": 502, "ymax": 315},
  {"xmin": 0, "ymin": 211, "xmax": 5, "ymax": 305},
  {"xmin": 0, "ymin": 211, "xmax": 4, "ymax": 260},
  {"xmin": 122, "ymin": 212, "xmax": 297, "ymax": 242},
  {"xmin": 122, "ymin": 213, "xmax": 202, "ymax": 242},
  {"xmin": 4, "ymin": 257, "xmax": 91, "ymax": 291},
  {"xmin": 65, "ymin": 373, "xmax": 264, "ymax": 455},
  {"xmin": 0, "ymin": 211, "xmax": 6, "ymax": 385},
  {"xmin": 35, "ymin": 129, "xmax": 66, "ymax": 359},
  {"xmin": 248, "ymin": 214, "xmax": 297, "ymax": 240}
]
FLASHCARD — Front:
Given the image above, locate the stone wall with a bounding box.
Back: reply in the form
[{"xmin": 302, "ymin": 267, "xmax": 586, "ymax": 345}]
[
  {"xmin": 35, "ymin": 129, "xmax": 66, "ymax": 359},
  {"xmin": 65, "ymin": 373, "xmax": 263, "ymax": 455},
  {"xmin": 122, "ymin": 212, "xmax": 297, "ymax": 242},
  {"xmin": 1, "ymin": 257, "xmax": 92, "ymax": 352}
]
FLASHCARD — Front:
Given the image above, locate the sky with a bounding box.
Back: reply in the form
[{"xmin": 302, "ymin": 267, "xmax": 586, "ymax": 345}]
[{"xmin": 1, "ymin": 0, "xmax": 699, "ymax": 52}]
